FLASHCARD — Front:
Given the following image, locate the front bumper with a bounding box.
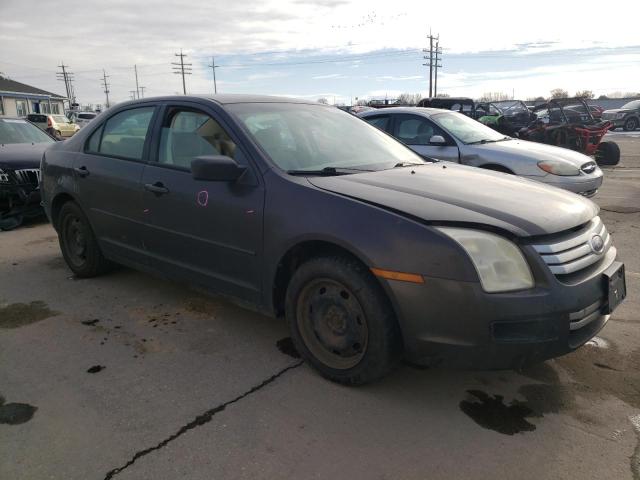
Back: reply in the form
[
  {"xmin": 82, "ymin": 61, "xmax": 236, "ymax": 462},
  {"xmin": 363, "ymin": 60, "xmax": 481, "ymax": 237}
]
[
  {"xmin": 386, "ymin": 246, "xmax": 620, "ymax": 369},
  {"xmin": 534, "ymin": 172, "xmax": 603, "ymax": 198},
  {"xmin": 0, "ymin": 183, "xmax": 43, "ymax": 228}
]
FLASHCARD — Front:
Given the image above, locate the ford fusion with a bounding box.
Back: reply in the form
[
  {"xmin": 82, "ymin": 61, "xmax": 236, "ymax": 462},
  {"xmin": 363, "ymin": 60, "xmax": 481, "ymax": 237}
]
[{"xmin": 40, "ymin": 95, "xmax": 626, "ymax": 384}]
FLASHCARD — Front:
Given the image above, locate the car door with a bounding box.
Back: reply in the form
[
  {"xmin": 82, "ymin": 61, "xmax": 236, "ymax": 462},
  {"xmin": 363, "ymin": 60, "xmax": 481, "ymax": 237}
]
[
  {"xmin": 140, "ymin": 103, "xmax": 264, "ymax": 303},
  {"xmin": 391, "ymin": 114, "xmax": 459, "ymax": 162},
  {"xmin": 74, "ymin": 104, "xmax": 157, "ymax": 264}
]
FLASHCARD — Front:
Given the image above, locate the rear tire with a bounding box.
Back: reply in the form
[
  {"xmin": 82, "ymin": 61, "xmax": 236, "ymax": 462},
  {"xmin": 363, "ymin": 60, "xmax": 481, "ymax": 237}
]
[
  {"xmin": 595, "ymin": 141, "xmax": 621, "ymax": 166},
  {"xmin": 285, "ymin": 256, "xmax": 402, "ymax": 385},
  {"xmin": 624, "ymin": 117, "xmax": 638, "ymax": 131},
  {"xmin": 58, "ymin": 201, "xmax": 112, "ymax": 277}
]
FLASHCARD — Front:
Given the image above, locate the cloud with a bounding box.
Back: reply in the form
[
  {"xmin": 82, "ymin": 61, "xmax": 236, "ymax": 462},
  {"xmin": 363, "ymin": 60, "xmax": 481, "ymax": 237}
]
[
  {"xmin": 312, "ymin": 73, "xmax": 347, "ymax": 79},
  {"xmin": 376, "ymin": 75, "xmax": 422, "ymax": 81}
]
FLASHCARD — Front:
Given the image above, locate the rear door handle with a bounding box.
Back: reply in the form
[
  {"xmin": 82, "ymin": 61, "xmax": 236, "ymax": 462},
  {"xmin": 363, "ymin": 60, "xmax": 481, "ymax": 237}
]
[
  {"xmin": 74, "ymin": 166, "xmax": 89, "ymax": 177},
  {"xmin": 144, "ymin": 182, "xmax": 169, "ymax": 195}
]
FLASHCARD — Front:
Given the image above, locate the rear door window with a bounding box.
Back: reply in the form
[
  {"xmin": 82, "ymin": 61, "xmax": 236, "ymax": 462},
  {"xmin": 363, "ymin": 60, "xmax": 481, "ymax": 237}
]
[
  {"xmin": 98, "ymin": 107, "xmax": 155, "ymax": 160},
  {"xmin": 365, "ymin": 115, "xmax": 391, "ymax": 132}
]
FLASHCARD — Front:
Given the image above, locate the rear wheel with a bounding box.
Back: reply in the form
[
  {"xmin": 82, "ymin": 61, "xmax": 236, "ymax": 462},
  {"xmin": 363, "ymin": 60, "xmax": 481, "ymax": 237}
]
[
  {"xmin": 595, "ymin": 141, "xmax": 621, "ymax": 166},
  {"xmin": 285, "ymin": 256, "xmax": 402, "ymax": 385},
  {"xmin": 624, "ymin": 117, "xmax": 638, "ymax": 131},
  {"xmin": 58, "ymin": 202, "xmax": 112, "ymax": 277}
]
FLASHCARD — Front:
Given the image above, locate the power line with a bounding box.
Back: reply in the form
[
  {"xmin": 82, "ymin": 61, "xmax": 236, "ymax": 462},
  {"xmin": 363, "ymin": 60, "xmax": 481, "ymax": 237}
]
[{"xmin": 172, "ymin": 49, "xmax": 192, "ymax": 95}]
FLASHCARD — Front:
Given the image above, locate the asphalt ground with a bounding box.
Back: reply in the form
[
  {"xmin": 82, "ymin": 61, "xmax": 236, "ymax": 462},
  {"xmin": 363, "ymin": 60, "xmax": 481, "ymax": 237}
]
[{"xmin": 1, "ymin": 133, "xmax": 639, "ymax": 480}]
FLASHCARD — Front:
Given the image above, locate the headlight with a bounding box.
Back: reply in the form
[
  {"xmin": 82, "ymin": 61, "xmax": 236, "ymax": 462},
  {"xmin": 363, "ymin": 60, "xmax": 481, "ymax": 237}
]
[
  {"xmin": 537, "ymin": 160, "xmax": 580, "ymax": 176},
  {"xmin": 0, "ymin": 168, "xmax": 9, "ymax": 183},
  {"xmin": 437, "ymin": 228, "xmax": 534, "ymax": 293},
  {"xmin": 616, "ymin": 113, "xmax": 626, "ymax": 119}
]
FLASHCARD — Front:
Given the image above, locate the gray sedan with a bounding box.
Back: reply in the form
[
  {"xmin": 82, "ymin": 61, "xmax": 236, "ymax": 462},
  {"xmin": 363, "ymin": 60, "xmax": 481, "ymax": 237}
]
[{"xmin": 359, "ymin": 107, "xmax": 603, "ymax": 197}]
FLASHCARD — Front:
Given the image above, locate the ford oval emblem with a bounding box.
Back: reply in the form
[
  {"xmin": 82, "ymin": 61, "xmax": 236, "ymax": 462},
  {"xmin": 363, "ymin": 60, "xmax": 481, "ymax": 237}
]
[{"xmin": 590, "ymin": 234, "xmax": 605, "ymax": 254}]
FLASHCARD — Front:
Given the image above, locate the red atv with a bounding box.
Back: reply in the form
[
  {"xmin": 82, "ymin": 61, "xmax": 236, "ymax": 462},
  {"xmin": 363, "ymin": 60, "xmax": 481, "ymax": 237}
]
[{"xmin": 519, "ymin": 98, "xmax": 620, "ymax": 166}]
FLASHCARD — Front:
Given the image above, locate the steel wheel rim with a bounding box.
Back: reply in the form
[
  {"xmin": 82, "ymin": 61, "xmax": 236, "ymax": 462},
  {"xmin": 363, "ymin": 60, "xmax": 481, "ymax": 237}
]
[
  {"xmin": 63, "ymin": 216, "xmax": 88, "ymax": 268},
  {"xmin": 296, "ymin": 278, "xmax": 368, "ymax": 370}
]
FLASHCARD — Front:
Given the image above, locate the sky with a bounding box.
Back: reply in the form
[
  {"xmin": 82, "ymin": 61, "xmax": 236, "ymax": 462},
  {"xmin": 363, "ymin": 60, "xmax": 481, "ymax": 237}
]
[{"xmin": 1, "ymin": 0, "xmax": 639, "ymax": 107}]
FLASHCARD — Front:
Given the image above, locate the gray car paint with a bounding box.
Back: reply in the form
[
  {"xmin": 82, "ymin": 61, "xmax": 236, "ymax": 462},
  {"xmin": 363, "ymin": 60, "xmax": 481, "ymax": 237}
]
[{"xmin": 359, "ymin": 107, "xmax": 604, "ymax": 195}]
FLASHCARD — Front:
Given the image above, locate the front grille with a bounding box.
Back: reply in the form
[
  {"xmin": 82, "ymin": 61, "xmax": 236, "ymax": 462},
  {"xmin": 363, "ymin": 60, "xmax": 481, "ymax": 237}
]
[
  {"xmin": 14, "ymin": 168, "xmax": 41, "ymax": 186},
  {"xmin": 531, "ymin": 216, "xmax": 612, "ymax": 275}
]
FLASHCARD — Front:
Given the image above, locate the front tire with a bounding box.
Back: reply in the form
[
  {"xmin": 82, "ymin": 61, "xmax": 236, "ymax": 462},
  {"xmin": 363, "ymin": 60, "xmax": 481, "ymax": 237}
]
[
  {"xmin": 595, "ymin": 141, "xmax": 621, "ymax": 166},
  {"xmin": 58, "ymin": 202, "xmax": 112, "ymax": 277},
  {"xmin": 624, "ymin": 117, "xmax": 638, "ymax": 131},
  {"xmin": 285, "ymin": 256, "xmax": 402, "ymax": 385}
]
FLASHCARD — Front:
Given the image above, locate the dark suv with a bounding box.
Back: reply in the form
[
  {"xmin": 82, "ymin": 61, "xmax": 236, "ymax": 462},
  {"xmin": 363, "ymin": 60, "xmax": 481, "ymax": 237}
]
[
  {"xmin": 602, "ymin": 99, "xmax": 640, "ymax": 131},
  {"xmin": 40, "ymin": 95, "xmax": 626, "ymax": 384}
]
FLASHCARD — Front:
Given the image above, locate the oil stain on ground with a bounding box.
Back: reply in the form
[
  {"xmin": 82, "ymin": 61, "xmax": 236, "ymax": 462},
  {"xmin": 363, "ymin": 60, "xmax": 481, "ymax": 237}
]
[
  {"xmin": 87, "ymin": 365, "xmax": 106, "ymax": 374},
  {"xmin": 459, "ymin": 390, "xmax": 536, "ymax": 435},
  {"xmin": 276, "ymin": 337, "xmax": 300, "ymax": 358},
  {"xmin": 0, "ymin": 395, "xmax": 37, "ymax": 425},
  {"xmin": 0, "ymin": 301, "xmax": 58, "ymax": 329}
]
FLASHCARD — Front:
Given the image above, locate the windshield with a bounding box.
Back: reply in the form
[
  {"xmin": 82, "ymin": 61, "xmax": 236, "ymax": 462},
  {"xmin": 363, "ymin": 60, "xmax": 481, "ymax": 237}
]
[
  {"xmin": 53, "ymin": 115, "xmax": 70, "ymax": 123},
  {"xmin": 430, "ymin": 111, "xmax": 506, "ymax": 144},
  {"xmin": 0, "ymin": 118, "xmax": 54, "ymax": 144},
  {"xmin": 622, "ymin": 100, "xmax": 640, "ymax": 109},
  {"xmin": 228, "ymin": 103, "xmax": 425, "ymax": 172}
]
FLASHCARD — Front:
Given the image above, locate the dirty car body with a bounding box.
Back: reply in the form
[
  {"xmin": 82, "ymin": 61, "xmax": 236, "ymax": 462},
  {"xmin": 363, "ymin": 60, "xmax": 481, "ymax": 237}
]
[
  {"xmin": 40, "ymin": 95, "xmax": 625, "ymax": 383},
  {"xmin": 0, "ymin": 118, "xmax": 54, "ymax": 230},
  {"xmin": 359, "ymin": 107, "xmax": 603, "ymax": 197}
]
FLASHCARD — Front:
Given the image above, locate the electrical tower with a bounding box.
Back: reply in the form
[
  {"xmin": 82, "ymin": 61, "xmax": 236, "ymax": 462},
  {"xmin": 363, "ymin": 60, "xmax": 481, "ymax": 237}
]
[
  {"xmin": 56, "ymin": 62, "xmax": 75, "ymax": 108},
  {"xmin": 100, "ymin": 70, "xmax": 110, "ymax": 108},
  {"xmin": 422, "ymin": 32, "xmax": 442, "ymax": 98},
  {"xmin": 208, "ymin": 56, "xmax": 219, "ymax": 94},
  {"xmin": 172, "ymin": 49, "xmax": 192, "ymax": 95},
  {"xmin": 434, "ymin": 40, "xmax": 443, "ymax": 98},
  {"xmin": 134, "ymin": 64, "xmax": 140, "ymax": 99}
]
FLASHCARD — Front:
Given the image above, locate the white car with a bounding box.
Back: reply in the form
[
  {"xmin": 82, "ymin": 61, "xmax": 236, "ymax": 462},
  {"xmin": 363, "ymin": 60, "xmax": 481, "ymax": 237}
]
[{"xmin": 69, "ymin": 112, "xmax": 98, "ymax": 129}]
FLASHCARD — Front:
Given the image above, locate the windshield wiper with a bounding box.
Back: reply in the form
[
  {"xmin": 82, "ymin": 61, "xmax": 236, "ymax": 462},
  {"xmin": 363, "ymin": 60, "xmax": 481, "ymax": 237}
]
[
  {"xmin": 468, "ymin": 136, "xmax": 511, "ymax": 145},
  {"xmin": 393, "ymin": 161, "xmax": 431, "ymax": 168},
  {"xmin": 286, "ymin": 166, "xmax": 371, "ymax": 176}
]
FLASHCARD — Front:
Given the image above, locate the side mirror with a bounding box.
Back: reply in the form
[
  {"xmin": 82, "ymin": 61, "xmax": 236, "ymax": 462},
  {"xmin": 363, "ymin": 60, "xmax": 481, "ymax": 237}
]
[
  {"xmin": 191, "ymin": 155, "xmax": 247, "ymax": 182},
  {"xmin": 429, "ymin": 135, "xmax": 446, "ymax": 145}
]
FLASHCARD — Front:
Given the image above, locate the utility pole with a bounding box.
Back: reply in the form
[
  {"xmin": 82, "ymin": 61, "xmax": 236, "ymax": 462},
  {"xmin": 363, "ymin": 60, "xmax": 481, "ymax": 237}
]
[
  {"xmin": 434, "ymin": 40, "xmax": 443, "ymax": 98},
  {"xmin": 422, "ymin": 32, "xmax": 439, "ymax": 98},
  {"xmin": 139, "ymin": 86, "xmax": 146, "ymax": 98},
  {"xmin": 208, "ymin": 56, "xmax": 219, "ymax": 94},
  {"xmin": 56, "ymin": 62, "xmax": 75, "ymax": 109},
  {"xmin": 100, "ymin": 69, "xmax": 110, "ymax": 108},
  {"xmin": 172, "ymin": 49, "xmax": 192, "ymax": 95},
  {"xmin": 129, "ymin": 90, "xmax": 137, "ymax": 100},
  {"xmin": 134, "ymin": 64, "xmax": 140, "ymax": 99}
]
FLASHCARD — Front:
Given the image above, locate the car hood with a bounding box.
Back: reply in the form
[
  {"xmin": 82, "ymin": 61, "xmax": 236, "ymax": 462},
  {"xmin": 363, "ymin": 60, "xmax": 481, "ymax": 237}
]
[
  {"xmin": 307, "ymin": 163, "xmax": 597, "ymax": 237},
  {"xmin": 470, "ymin": 139, "xmax": 593, "ymax": 166},
  {"xmin": 0, "ymin": 143, "xmax": 50, "ymax": 170}
]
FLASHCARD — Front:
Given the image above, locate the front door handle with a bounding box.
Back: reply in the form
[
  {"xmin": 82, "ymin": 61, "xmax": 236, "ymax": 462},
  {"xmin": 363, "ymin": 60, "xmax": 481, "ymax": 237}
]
[
  {"xmin": 74, "ymin": 166, "xmax": 89, "ymax": 177},
  {"xmin": 144, "ymin": 182, "xmax": 169, "ymax": 195}
]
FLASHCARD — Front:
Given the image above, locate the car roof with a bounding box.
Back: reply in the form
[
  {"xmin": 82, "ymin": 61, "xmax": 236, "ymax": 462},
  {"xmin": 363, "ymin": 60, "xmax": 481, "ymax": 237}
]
[
  {"xmin": 111, "ymin": 94, "xmax": 319, "ymax": 109},
  {"xmin": 358, "ymin": 106, "xmax": 445, "ymax": 117}
]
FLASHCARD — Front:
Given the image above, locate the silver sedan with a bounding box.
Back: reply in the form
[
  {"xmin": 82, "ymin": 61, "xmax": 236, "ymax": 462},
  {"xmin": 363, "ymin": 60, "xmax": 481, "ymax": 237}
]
[{"xmin": 359, "ymin": 107, "xmax": 603, "ymax": 197}]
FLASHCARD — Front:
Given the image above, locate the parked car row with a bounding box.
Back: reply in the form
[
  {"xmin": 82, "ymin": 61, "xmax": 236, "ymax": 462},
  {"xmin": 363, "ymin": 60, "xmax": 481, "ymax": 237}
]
[{"xmin": 29, "ymin": 94, "xmax": 624, "ymax": 384}]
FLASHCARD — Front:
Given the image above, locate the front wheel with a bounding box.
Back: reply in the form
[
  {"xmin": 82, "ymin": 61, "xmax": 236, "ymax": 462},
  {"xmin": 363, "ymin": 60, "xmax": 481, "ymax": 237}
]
[
  {"xmin": 285, "ymin": 256, "xmax": 402, "ymax": 385},
  {"xmin": 58, "ymin": 201, "xmax": 112, "ymax": 277},
  {"xmin": 624, "ymin": 117, "xmax": 638, "ymax": 131}
]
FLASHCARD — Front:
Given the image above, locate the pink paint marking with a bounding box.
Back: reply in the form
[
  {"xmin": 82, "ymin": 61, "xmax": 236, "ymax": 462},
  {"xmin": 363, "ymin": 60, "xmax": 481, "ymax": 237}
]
[{"xmin": 197, "ymin": 190, "xmax": 209, "ymax": 207}]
